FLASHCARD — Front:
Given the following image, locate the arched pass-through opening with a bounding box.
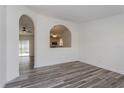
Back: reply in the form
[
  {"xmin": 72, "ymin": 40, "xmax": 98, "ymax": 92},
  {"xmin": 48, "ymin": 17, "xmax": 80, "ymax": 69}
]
[
  {"xmin": 50, "ymin": 25, "xmax": 71, "ymax": 48},
  {"xmin": 19, "ymin": 15, "xmax": 35, "ymax": 75}
]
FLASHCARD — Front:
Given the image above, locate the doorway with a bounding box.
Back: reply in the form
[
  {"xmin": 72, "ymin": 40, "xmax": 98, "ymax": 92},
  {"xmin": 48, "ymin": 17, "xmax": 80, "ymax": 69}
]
[{"xmin": 19, "ymin": 15, "xmax": 35, "ymax": 75}]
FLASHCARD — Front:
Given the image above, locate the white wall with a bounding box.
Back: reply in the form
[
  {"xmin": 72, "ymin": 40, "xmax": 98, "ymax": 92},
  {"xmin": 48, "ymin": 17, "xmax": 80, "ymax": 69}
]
[
  {"xmin": 35, "ymin": 14, "xmax": 79, "ymax": 67},
  {"xmin": 6, "ymin": 6, "xmax": 79, "ymax": 81},
  {"xmin": 6, "ymin": 6, "xmax": 37, "ymax": 81},
  {"xmin": 0, "ymin": 6, "xmax": 6, "ymax": 87},
  {"xmin": 79, "ymin": 14, "xmax": 124, "ymax": 74}
]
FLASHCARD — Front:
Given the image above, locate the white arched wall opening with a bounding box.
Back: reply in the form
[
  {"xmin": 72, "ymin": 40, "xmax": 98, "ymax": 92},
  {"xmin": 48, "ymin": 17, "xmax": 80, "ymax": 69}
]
[
  {"xmin": 50, "ymin": 24, "xmax": 71, "ymax": 48},
  {"xmin": 19, "ymin": 14, "xmax": 35, "ymax": 75}
]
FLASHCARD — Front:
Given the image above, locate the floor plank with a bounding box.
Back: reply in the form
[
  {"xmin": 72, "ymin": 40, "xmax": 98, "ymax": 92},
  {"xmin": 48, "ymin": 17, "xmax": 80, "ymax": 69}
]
[{"xmin": 5, "ymin": 61, "xmax": 124, "ymax": 88}]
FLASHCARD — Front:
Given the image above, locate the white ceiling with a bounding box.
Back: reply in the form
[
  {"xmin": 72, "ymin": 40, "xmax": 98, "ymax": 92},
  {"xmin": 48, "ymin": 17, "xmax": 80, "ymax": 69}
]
[{"xmin": 27, "ymin": 5, "xmax": 124, "ymax": 23}]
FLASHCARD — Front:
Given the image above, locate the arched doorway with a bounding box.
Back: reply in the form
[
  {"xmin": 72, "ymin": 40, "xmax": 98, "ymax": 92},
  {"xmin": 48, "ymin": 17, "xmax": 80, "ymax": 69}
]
[{"xmin": 19, "ymin": 15, "xmax": 35, "ymax": 75}]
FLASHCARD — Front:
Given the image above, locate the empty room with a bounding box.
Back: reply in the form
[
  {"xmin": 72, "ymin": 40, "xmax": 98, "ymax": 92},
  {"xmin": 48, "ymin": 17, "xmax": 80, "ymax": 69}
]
[{"xmin": 1, "ymin": 5, "xmax": 124, "ymax": 88}]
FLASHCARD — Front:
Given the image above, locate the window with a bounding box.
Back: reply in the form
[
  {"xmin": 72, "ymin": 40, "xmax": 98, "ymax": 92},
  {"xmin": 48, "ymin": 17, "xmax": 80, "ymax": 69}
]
[{"xmin": 19, "ymin": 40, "xmax": 30, "ymax": 56}]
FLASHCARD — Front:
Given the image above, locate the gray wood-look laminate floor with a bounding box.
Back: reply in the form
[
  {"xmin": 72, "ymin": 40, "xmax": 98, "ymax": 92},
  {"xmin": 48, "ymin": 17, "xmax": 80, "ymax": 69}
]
[
  {"xmin": 5, "ymin": 61, "xmax": 124, "ymax": 88},
  {"xmin": 19, "ymin": 56, "xmax": 34, "ymax": 75}
]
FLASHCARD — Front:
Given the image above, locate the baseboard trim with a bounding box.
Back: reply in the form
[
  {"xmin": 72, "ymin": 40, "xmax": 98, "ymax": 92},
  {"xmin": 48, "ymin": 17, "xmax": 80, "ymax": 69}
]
[{"xmin": 79, "ymin": 60, "xmax": 124, "ymax": 75}]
